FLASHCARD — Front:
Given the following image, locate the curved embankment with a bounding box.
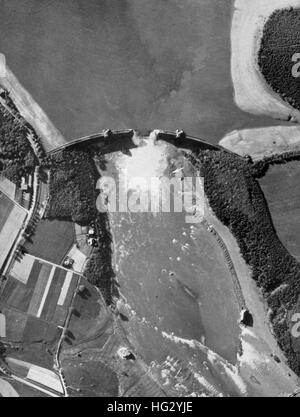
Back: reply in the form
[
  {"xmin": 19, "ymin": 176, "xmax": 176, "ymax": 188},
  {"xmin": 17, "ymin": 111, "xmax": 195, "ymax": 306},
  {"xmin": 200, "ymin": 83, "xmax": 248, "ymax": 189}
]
[
  {"xmin": 231, "ymin": 0, "xmax": 300, "ymax": 122},
  {"xmin": 0, "ymin": 54, "xmax": 66, "ymax": 152},
  {"xmin": 220, "ymin": 125, "xmax": 300, "ymax": 160},
  {"xmin": 47, "ymin": 129, "xmax": 227, "ymax": 157}
]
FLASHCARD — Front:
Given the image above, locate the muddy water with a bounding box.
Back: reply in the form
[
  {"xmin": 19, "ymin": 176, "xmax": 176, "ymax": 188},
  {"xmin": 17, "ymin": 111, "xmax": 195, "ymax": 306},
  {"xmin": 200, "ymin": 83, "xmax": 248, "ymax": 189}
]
[
  {"xmin": 0, "ymin": 0, "xmax": 283, "ymax": 142},
  {"xmin": 101, "ymin": 139, "xmax": 240, "ymax": 363}
]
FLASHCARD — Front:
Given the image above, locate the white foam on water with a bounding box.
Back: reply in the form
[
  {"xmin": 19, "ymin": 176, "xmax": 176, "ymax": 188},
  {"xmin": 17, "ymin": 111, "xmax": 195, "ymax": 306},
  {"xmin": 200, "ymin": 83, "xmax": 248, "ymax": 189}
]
[
  {"xmin": 116, "ymin": 135, "xmax": 168, "ymax": 195},
  {"xmin": 193, "ymin": 371, "xmax": 224, "ymax": 397},
  {"xmin": 161, "ymin": 330, "xmax": 199, "ymax": 349}
]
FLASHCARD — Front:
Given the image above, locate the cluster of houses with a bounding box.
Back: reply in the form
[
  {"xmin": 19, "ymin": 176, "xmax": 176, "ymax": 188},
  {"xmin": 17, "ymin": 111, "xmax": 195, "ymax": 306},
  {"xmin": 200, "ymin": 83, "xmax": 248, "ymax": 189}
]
[
  {"xmin": 19, "ymin": 175, "xmax": 33, "ymax": 210},
  {"xmin": 63, "ymin": 225, "xmax": 98, "ymax": 270},
  {"xmin": 86, "ymin": 226, "xmax": 98, "ymax": 247}
]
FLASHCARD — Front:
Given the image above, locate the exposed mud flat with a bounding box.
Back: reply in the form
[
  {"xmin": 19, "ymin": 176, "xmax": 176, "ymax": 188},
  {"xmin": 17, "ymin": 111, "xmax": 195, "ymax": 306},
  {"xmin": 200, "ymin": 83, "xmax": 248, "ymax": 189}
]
[
  {"xmin": 0, "ymin": 56, "xmax": 66, "ymax": 151},
  {"xmin": 220, "ymin": 125, "xmax": 300, "ymax": 159}
]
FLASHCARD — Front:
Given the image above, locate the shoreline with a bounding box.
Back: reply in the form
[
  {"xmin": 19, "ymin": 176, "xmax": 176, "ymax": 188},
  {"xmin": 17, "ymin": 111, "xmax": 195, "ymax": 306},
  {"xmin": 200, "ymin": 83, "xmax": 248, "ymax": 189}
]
[
  {"xmin": 0, "ymin": 55, "xmax": 66, "ymax": 152},
  {"xmin": 205, "ymin": 205, "xmax": 299, "ymax": 396},
  {"xmin": 231, "ymin": 0, "xmax": 300, "ymax": 122},
  {"xmin": 220, "ymin": 125, "xmax": 300, "ymax": 160}
]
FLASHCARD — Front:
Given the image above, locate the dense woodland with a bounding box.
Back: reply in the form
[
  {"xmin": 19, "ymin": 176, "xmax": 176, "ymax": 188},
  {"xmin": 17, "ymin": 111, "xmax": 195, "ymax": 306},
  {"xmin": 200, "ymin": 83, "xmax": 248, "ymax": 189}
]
[
  {"xmin": 193, "ymin": 150, "xmax": 300, "ymax": 375},
  {"xmin": 258, "ymin": 7, "xmax": 300, "ymax": 112},
  {"xmin": 46, "ymin": 148, "xmax": 98, "ymax": 225},
  {"xmin": 0, "ymin": 106, "xmax": 37, "ymax": 183},
  {"xmin": 46, "ymin": 147, "xmax": 117, "ymax": 304},
  {"xmin": 84, "ymin": 213, "xmax": 118, "ymax": 306}
]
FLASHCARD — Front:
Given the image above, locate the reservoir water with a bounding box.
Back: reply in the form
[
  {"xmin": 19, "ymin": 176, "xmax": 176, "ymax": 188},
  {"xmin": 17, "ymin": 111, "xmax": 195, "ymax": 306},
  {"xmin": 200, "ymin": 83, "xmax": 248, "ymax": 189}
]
[{"xmin": 0, "ymin": 0, "xmax": 287, "ymax": 142}]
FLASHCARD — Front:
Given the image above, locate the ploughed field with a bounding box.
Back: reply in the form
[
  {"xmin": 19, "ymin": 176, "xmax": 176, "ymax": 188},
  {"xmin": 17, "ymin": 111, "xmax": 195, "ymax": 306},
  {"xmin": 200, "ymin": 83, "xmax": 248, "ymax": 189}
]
[{"xmin": 258, "ymin": 8, "xmax": 300, "ymax": 112}]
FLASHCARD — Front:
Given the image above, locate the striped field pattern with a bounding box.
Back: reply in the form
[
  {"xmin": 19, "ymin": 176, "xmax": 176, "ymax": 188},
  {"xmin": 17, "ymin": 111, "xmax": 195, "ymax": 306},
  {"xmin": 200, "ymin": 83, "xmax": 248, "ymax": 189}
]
[{"xmin": 1, "ymin": 255, "xmax": 80, "ymax": 340}]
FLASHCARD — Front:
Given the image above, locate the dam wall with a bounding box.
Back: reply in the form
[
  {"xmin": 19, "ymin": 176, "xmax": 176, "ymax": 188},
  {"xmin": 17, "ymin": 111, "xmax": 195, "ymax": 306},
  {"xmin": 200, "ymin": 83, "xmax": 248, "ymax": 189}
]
[{"xmin": 48, "ymin": 129, "xmax": 237, "ymax": 157}]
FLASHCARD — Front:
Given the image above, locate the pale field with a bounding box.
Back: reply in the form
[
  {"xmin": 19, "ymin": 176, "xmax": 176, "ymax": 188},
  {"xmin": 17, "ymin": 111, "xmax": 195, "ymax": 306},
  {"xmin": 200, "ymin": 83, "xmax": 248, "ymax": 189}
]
[
  {"xmin": 0, "ymin": 176, "xmax": 16, "ymax": 201},
  {"xmin": 220, "ymin": 125, "xmax": 300, "ymax": 159},
  {"xmin": 10, "ymin": 255, "xmax": 35, "ymax": 284},
  {"xmin": 0, "ymin": 378, "xmax": 19, "ymax": 397},
  {"xmin": 7, "ymin": 357, "xmax": 63, "ymax": 393},
  {"xmin": 0, "ymin": 313, "xmax": 6, "ymax": 337},
  {"xmin": 0, "ymin": 204, "xmax": 27, "ymax": 269},
  {"xmin": 66, "ymin": 244, "xmax": 87, "ymax": 273}
]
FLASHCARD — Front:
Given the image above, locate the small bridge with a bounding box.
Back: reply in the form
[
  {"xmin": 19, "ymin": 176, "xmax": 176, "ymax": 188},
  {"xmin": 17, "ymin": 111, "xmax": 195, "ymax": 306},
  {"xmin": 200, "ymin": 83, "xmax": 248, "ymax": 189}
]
[{"xmin": 47, "ymin": 129, "xmax": 237, "ymax": 156}]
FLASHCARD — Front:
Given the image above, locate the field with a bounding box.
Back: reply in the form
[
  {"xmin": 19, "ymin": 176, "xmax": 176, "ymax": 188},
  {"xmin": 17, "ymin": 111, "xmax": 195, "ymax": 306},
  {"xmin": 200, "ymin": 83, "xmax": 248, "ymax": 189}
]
[
  {"xmin": 258, "ymin": 8, "xmax": 300, "ymax": 112},
  {"xmin": 64, "ymin": 279, "xmax": 111, "ymax": 344},
  {"xmin": 0, "ymin": 192, "xmax": 14, "ymax": 231},
  {"xmin": 0, "ymin": 176, "xmax": 16, "ymax": 201},
  {"xmin": 0, "ymin": 377, "xmax": 19, "ymax": 397},
  {"xmin": 6, "ymin": 357, "xmax": 63, "ymax": 394},
  {"xmin": 2, "ymin": 378, "xmax": 49, "ymax": 397},
  {"xmin": 259, "ymin": 161, "xmax": 300, "ymax": 261},
  {"xmin": 61, "ymin": 357, "xmax": 118, "ymax": 397},
  {"xmin": 0, "ymin": 192, "xmax": 27, "ymax": 269},
  {"xmin": 0, "ymin": 255, "xmax": 80, "ymax": 342},
  {"xmin": 24, "ymin": 218, "xmax": 75, "ymax": 264},
  {"xmin": 60, "ymin": 280, "xmax": 120, "ymax": 397}
]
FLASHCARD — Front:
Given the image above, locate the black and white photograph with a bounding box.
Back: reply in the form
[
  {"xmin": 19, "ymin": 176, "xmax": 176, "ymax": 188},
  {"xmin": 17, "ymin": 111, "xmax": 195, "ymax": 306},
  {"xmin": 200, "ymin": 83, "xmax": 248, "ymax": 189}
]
[{"xmin": 0, "ymin": 0, "xmax": 300, "ymax": 402}]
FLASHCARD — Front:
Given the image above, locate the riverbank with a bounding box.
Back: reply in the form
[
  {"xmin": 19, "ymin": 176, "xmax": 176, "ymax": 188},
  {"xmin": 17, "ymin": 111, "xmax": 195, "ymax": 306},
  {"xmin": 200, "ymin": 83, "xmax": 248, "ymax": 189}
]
[
  {"xmin": 206, "ymin": 208, "xmax": 299, "ymax": 396},
  {"xmin": 231, "ymin": 0, "xmax": 300, "ymax": 122},
  {"xmin": 0, "ymin": 54, "xmax": 66, "ymax": 152},
  {"xmin": 193, "ymin": 149, "xmax": 300, "ymax": 395}
]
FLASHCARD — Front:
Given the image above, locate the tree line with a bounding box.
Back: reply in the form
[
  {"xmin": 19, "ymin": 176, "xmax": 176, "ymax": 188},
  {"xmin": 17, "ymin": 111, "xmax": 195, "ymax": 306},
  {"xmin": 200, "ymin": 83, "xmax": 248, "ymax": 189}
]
[
  {"xmin": 46, "ymin": 147, "xmax": 118, "ymax": 305},
  {"xmin": 45, "ymin": 147, "xmax": 98, "ymax": 225},
  {"xmin": 84, "ymin": 212, "xmax": 119, "ymax": 306},
  {"xmin": 0, "ymin": 106, "xmax": 37, "ymax": 183}
]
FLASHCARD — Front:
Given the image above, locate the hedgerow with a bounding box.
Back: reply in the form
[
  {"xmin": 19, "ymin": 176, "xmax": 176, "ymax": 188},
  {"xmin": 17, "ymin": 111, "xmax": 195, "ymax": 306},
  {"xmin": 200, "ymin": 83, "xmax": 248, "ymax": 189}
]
[{"xmin": 0, "ymin": 106, "xmax": 37, "ymax": 183}]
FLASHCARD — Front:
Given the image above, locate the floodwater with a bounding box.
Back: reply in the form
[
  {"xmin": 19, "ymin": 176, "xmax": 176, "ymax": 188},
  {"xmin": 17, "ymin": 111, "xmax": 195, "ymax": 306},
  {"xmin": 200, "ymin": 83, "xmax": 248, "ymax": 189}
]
[
  {"xmin": 101, "ymin": 138, "xmax": 240, "ymax": 363},
  {"xmin": 0, "ymin": 0, "xmax": 286, "ymax": 142}
]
